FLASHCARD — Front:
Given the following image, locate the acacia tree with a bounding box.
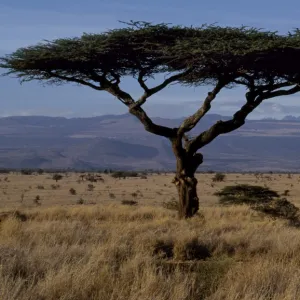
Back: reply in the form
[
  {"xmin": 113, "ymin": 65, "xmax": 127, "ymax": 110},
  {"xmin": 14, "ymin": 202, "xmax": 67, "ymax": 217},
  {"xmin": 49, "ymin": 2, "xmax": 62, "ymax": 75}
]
[{"xmin": 2, "ymin": 22, "xmax": 300, "ymax": 219}]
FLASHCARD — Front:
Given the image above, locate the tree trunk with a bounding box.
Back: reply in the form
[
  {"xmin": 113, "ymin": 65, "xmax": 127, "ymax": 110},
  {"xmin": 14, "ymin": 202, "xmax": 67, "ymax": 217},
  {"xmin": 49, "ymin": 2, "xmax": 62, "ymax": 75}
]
[
  {"xmin": 171, "ymin": 137, "xmax": 202, "ymax": 219},
  {"xmin": 174, "ymin": 172, "xmax": 199, "ymax": 219}
]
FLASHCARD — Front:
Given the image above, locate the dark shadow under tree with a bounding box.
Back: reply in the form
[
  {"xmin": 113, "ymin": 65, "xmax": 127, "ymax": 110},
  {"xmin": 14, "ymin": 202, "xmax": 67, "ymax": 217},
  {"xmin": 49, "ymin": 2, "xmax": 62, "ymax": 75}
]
[{"xmin": 2, "ymin": 21, "xmax": 300, "ymax": 218}]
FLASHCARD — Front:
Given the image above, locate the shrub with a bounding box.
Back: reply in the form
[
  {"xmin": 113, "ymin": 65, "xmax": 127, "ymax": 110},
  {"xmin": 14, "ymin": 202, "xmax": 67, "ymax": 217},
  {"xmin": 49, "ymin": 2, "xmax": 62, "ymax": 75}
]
[
  {"xmin": 87, "ymin": 184, "xmax": 94, "ymax": 191},
  {"xmin": 37, "ymin": 169, "xmax": 44, "ymax": 175},
  {"xmin": 86, "ymin": 174, "xmax": 97, "ymax": 182},
  {"xmin": 111, "ymin": 171, "xmax": 139, "ymax": 179},
  {"xmin": 109, "ymin": 193, "xmax": 116, "ymax": 199},
  {"xmin": 254, "ymin": 198, "xmax": 299, "ymax": 221},
  {"xmin": 21, "ymin": 169, "xmax": 34, "ymax": 175},
  {"xmin": 36, "ymin": 185, "xmax": 44, "ymax": 190},
  {"xmin": 69, "ymin": 188, "xmax": 76, "ymax": 195},
  {"xmin": 33, "ymin": 195, "xmax": 41, "ymax": 206},
  {"xmin": 216, "ymin": 184, "xmax": 300, "ymax": 225},
  {"xmin": 215, "ymin": 184, "xmax": 279, "ymax": 205},
  {"xmin": 152, "ymin": 240, "xmax": 174, "ymax": 259},
  {"xmin": 121, "ymin": 200, "xmax": 138, "ymax": 206},
  {"xmin": 76, "ymin": 198, "xmax": 84, "ymax": 205},
  {"xmin": 131, "ymin": 192, "xmax": 138, "ymax": 199},
  {"xmin": 51, "ymin": 184, "xmax": 60, "ymax": 190},
  {"xmin": 283, "ymin": 189, "xmax": 290, "ymax": 196},
  {"xmin": 212, "ymin": 172, "xmax": 226, "ymax": 182}
]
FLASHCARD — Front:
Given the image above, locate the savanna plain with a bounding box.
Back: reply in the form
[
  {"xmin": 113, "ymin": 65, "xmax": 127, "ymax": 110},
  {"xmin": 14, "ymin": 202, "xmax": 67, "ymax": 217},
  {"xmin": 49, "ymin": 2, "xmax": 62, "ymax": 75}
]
[{"xmin": 1, "ymin": 171, "xmax": 300, "ymax": 300}]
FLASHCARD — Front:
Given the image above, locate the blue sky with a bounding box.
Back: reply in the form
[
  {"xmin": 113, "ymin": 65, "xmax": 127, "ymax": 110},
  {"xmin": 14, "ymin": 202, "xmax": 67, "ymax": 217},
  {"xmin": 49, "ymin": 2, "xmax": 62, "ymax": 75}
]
[{"xmin": 1, "ymin": 0, "xmax": 300, "ymax": 119}]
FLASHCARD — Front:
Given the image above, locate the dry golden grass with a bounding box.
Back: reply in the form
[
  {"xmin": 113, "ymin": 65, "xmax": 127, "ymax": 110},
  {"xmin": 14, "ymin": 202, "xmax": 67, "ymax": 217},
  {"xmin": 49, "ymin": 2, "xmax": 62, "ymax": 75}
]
[{"xmin": 0, "ymin": 172, "xmax": 300, "ymax": 299}]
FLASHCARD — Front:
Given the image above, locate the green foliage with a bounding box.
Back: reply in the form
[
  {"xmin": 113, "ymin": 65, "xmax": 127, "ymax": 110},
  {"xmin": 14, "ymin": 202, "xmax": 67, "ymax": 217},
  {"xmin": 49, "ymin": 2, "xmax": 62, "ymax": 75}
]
[
  {"xmin": 215, "ymin": 184, "xmax": 279, "ymax": 205},
  {"xmin": 2, "ymin": 21, "xmax": 300, "ymax": 88},
  {"xmin": 254, "ymin": 197, "xmax": 299, "ymax": 221}
]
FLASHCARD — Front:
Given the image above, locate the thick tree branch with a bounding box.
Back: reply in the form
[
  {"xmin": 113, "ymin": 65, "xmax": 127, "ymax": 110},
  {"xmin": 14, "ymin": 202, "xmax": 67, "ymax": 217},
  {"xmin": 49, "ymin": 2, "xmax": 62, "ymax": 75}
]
[
  {"xmin": 186, "ymin": 84, "xmax": 300, "ymax": 154},
  {"xmin": 261, "ymin": 84, "xmax": 300, "ymax": 99},
  {"xmin": 109, "ymin": 71, "xmax": 121, "ymax": 86},
  {"xmin": 178, "ymin": 79, "xmax": 227, "ymax": 136},
  {"xmin": 137, "ymin": 70, "xmax": 149, "ymax": 93},
  {"xmin": 149, "ymin": 69, "xmax": 194, "ymax": 95},
  {"xmin": 186, "ymin": 94, "xmax": 263, "ymax": 154},
  {"xmin": 105, "ymin": 82, "xmax": 177, "ymax": 138}
]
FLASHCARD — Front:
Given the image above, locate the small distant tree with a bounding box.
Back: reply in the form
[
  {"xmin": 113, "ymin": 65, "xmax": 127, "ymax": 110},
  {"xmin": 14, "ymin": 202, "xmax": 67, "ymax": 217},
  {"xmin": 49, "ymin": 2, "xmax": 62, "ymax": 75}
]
[
  {"xmin": 52, "ymin": 174, "xmax": 63, "ymax": 182},
  {"xmin": 212, "ymin": 173, "xmax": 226, "ymax": 182},
  {"xmin": 2, "ymin": 22, "xmax": 300, "ymax": 218}
]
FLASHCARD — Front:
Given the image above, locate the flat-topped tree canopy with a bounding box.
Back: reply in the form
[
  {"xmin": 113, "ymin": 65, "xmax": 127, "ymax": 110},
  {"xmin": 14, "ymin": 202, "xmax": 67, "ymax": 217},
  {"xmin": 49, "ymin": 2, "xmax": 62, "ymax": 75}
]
[
  {"xmin": 2, "ymin": 21, "xmax": 300, "ymax": 88},
  {"xmin": 2, "ymin": 21, "xmax": 300, "ymax": 219}
]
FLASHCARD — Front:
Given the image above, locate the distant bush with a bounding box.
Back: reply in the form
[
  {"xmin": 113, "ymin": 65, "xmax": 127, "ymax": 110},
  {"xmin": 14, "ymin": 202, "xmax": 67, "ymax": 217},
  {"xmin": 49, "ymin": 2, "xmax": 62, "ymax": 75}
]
[
  {"xmin": 215, "ymin": 184, "xmax": 279, "ymax": 206},
  {"xmin": 109, "ymin": 193, "xmax": 116, "ymax": 199},
  {"xmin": 69, "ymin": 188, "xmax": 76, "ymax": 195},
  {"xmin": 52, "ymin": 174, "xmax": 63, "ymax": 182},
  {"xmin": 86, "ymin": 174, "xmax": 97, "ymax": 182},
  {"xmin": 212, "ymin": 173, "xmax": 226, "ymax": 182},
  {"xmin": 37, "ymin": 169, "xmax": 44, "ymax": 175},
  {"xmin": 76, "ymin": 198, "xmax": 84, "ymax": 205},
  {"xmin": 21, "ymin": 169, "xmax": 34, "ymax": 175},
  {"xmin": 33, "ymin": 195, "xmax": 41, "ymax": 206},
  {"xmin": 51, "ymin": 184, "xmax": 60, "ymax": 190},
  {"xmin": 111, "ymin": 171, "xmax": 139, "ymax": 179},
  {"xmin": 121, "ymin": 200, "xmax": 138, "ymax": 206},
  {"xmin": 87, "ymin": 184, "xmax": 94, "ymax": 191},
  {"xmin": 36, "ymin": 185, "xmax": 44, "ymax": 190},
  {"xmin": 131, "ymin": 192, "xmax": 138, "ymax": 199}
]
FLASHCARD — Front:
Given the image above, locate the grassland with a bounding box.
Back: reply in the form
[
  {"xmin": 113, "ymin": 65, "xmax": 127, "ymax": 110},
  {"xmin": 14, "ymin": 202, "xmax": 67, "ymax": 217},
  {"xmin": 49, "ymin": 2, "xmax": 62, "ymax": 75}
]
[{"xmin": 1, "ymin": 172, "xmax": 300, "ymax": 299}]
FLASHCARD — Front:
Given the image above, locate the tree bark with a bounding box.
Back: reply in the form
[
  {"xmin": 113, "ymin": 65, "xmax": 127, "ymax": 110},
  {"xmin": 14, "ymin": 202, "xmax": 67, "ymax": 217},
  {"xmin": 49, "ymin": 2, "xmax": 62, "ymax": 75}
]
[
  {"xmin": 173, "ymin": 172, "xmax": 199, "ymax": 219},
  {"xmin": 171, "ymin": 137, "xmax": 202, "ymax": 219}
]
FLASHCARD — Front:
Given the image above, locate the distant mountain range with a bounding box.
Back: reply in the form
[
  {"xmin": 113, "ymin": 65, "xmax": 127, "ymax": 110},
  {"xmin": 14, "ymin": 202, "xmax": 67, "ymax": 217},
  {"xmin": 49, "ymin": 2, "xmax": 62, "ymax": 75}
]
[{"xmin": 0, "ymin": 113, "xmax": 300, "ymax": 171}]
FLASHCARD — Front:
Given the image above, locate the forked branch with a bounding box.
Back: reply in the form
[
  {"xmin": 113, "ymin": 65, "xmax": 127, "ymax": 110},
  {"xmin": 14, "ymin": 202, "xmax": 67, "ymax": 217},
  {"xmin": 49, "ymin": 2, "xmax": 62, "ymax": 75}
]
[
  {"xmin": 178, "ymin": 79, "xmax": 228, "ymax": 136},
  {"xmin": 132, "ymin": 68, "xmax": 194, "ymax": 110},
  {"xmin": 104, "ymin": 81, "xmax": 177, "ymax": 138}
]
